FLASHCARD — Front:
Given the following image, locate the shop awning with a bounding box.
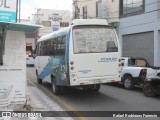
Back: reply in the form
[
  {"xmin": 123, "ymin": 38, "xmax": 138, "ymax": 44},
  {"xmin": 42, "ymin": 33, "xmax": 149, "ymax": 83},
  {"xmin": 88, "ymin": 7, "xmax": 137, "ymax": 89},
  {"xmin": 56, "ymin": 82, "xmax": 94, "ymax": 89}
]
[{"xmin": 0, "ymin": 22, "xmax": 42, "ymax": 33}]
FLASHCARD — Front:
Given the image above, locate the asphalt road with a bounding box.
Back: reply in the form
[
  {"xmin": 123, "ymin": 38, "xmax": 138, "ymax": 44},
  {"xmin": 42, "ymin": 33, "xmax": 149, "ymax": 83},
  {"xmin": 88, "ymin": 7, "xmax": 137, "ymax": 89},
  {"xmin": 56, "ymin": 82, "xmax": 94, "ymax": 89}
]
[{"xmin": 27, "ymin": 67, "xmax": 160, "ymax": 120}]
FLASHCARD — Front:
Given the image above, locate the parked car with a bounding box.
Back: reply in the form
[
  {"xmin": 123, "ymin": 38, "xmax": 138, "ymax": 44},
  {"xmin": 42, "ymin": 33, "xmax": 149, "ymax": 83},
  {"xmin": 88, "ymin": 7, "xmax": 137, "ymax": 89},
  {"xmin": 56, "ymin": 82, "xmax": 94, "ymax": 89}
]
[
  {"xmin": 121, "ymin": 57, "xmax": 160, "ymax": 89},
  {"xmin": 26, "ymin": 55, "xmax": 35, "ymax": 67},
  {"xmin": 143, "ymin": 77, "xmax": 160, "ymax": 97}
]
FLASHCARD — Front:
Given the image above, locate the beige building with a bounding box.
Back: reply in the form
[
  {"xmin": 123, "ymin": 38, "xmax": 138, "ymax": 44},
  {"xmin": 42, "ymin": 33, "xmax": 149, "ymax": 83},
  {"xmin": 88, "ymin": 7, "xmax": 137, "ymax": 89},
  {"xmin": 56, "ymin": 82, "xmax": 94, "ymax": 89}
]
[
  {"xmin": 32, "ymin": 9, "xmax": 71, "ymax": 31},
  {"xmin": 73, "ymin": 0, "xmax": 119, "ymax": 23}
]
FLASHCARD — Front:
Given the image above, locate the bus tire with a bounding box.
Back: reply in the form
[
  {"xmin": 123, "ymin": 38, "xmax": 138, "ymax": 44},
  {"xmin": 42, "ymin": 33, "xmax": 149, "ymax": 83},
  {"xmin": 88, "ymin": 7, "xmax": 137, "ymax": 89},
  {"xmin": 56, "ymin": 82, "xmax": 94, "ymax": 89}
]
[
  {"xmin": 143, "ymin": 83, "xmax": 156, "ymax": 97},
  {"xmin": 93, "ymin": 84, "xmax": 101, "ymax": 91},
  {"xmin": 36, "ymin": 70, "xmax": 42, "ymax": 84},
  {"xmin": 51, "ymin": 77, "xmax": 61, "ymax": 95},
  {"xmin": 37, "ymin": 76, "xmax": 42, "ymax": 84}
]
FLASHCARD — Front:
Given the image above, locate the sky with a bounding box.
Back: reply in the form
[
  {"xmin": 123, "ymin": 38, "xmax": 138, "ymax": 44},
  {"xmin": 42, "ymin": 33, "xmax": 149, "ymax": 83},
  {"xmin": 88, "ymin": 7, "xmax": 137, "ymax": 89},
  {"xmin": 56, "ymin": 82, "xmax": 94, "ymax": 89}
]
[{"xmin": 21, "ymin": 0, "xmax": 73, "ymax": 19}]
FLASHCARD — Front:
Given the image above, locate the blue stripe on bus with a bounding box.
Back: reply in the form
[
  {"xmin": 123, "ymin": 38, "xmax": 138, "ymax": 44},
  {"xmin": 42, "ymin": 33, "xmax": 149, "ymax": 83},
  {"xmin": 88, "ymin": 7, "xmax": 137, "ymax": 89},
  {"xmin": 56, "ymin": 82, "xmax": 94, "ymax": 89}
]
[
  {"xmin": 66, "ymin": 30, "xmax": 70, "ymax": 62},
  {"xmin": 38, "ymin": 61, "xmax": 51, "ymax": 80}
]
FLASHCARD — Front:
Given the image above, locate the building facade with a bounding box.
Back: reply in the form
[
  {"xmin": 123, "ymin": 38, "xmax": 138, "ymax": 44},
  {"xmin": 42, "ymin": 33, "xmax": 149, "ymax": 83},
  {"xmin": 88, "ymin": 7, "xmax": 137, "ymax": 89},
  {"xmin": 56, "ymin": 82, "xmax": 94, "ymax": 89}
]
[
  {"xmin": 73, "ymin": 0, "xmax": 119, "ymax": 23},
  {"xmin": 119, "ymin": 0, "xmax": 160, "ymax": 66},
  {"xmin": 23, "ymin": 9, "xmax": 71, "ymax": 54},
  {"xmin": 32, "ymin": 9, "xmax": 71, "ymax": 32}
]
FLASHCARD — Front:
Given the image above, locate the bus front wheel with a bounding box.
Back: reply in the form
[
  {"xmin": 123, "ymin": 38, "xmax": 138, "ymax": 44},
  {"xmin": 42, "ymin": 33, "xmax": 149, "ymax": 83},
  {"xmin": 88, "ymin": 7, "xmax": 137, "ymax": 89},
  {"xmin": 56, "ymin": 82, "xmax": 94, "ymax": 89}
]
[
  {"xmin": 36, "ymin": 70, "xmax": 42, "ymax": 84},
  {"xmin": 51, "ymin": 77, "xmax": 61, "ymax": 95},
  {"xmin": 37, "ymin": 76, "xmax": 42, "ymax": 84}
]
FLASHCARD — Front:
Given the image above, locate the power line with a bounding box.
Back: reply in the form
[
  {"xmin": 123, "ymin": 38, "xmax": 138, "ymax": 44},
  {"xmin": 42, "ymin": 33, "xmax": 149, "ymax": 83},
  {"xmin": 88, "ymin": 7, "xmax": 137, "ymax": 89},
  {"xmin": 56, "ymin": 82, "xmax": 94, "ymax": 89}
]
[{"xmin": 60, "ymin": 3, "xmax": 73, "ymax": 19}]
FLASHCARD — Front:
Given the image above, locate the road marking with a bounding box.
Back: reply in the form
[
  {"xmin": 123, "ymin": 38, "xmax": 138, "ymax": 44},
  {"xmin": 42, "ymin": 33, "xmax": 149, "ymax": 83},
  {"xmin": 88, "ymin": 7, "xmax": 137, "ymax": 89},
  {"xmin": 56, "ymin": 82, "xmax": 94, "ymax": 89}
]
[
  {"xmin": 27, "ymin": 73, "xmax": 88, "ymax": 120},
  {"xmin": 53, "ymin": 96, "xmax": 88, "ymax": 120}
]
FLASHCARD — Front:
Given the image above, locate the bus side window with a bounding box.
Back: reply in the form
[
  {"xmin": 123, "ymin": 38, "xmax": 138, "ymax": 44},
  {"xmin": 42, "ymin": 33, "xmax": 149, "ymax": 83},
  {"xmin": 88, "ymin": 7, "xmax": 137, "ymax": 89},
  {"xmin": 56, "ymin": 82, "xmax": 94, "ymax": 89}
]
[
  {"xmin": 47, "ymin": 40, "xmax": 53, "ymax": 56},
  {"xmin": 61, "ymin": 36, "xmax": 66, "ymax": 55},
  {"xmin": 52, "ymin": 39, "xmax": 56, "ymax": 55},
  {"xmin": 37, "ymin": 43, "xmax": 41, "ymax": 56},
  {"xmin": 39, "ymin": 42, "xmax": 44, "ymax": 56},
  {"xmin": 57, "ymin": 37, "xmax": 62, "ymax": 55}
]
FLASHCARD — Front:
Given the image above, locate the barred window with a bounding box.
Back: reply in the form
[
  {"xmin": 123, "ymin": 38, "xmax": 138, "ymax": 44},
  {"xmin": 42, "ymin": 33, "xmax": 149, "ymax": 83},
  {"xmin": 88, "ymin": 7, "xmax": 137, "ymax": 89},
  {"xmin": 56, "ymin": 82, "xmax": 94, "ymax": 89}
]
[
  {"xmin": 83, "ymin": 6, "xmax": 87, "ymax": 19},
  {"xmin": 120, "ymin": 0, "xmax": 144, "ymax": 17},
  {"xmin": 60, "ymin": 22, "xmax": 69, "ymax": 27}
]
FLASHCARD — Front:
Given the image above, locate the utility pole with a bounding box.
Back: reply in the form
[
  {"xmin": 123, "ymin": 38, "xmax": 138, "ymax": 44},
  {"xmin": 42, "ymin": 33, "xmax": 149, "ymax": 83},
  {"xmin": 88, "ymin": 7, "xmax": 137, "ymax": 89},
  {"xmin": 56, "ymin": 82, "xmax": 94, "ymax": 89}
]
[
  {"xmin": 19, "ymin": 0, "xmax": 21, "ymax": 23},
  {"xmin": 16, "ymin": 0, "xmax": 18, "ymax": 23}
]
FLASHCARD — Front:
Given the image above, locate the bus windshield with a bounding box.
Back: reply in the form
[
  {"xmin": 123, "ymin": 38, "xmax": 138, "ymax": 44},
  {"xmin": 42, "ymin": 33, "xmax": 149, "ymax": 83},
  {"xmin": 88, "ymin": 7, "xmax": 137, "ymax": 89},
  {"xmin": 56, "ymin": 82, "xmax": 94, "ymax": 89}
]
[{"xmin": 73, "ymin": 26, "xmax": 118, "ymax": 54}]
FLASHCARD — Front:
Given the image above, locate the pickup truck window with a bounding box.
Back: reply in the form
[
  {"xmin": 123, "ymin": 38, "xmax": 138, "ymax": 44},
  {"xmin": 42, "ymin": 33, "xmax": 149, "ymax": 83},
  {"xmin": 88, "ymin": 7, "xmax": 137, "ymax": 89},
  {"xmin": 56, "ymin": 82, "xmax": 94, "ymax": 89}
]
[{"xmin": 128, "ymin": 59, "xmax": 147, "ymax": 67}]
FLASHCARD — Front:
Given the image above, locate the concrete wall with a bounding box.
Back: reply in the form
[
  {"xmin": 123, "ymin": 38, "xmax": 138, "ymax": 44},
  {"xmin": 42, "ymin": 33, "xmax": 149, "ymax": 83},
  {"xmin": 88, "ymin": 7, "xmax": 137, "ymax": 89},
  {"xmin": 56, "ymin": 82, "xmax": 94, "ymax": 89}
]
[
  {"xmin": 77, "ymin": 0, "xmax": 119, "ymax": 23},
  {"xmin": 31, "ymin": 9, "xmax": 71, "ymax": 26},
  {"xmin": 119, "ymin": 0, "xmax": 160, "ymax": 66}
]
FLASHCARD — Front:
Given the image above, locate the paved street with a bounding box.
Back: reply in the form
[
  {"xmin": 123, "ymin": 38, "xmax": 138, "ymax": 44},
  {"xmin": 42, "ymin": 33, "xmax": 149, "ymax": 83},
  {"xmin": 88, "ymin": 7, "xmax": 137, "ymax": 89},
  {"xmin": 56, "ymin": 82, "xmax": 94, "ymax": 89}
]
[{"xmin": 27, "ymin": 67, "xmax": 160, "ymax": 120}]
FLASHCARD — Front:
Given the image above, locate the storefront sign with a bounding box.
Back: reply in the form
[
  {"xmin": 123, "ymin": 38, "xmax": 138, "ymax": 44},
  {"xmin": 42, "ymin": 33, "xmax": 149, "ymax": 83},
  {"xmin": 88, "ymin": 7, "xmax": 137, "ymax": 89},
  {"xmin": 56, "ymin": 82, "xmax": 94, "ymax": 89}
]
[{"xmin": 0, "ymin": 0, "xmax": 17, "ymax": 22}]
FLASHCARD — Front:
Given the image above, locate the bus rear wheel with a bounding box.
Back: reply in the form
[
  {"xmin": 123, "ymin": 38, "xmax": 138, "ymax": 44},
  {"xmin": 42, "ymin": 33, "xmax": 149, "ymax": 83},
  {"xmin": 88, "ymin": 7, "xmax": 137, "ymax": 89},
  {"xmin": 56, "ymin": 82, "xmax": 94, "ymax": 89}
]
[
  {"xmin": 93, "ymin": 84, "xmax": 101, "ymax": 91},
  {"xmin": 51, "ymin": 77, "xmax": 61, "ymax": 95}
]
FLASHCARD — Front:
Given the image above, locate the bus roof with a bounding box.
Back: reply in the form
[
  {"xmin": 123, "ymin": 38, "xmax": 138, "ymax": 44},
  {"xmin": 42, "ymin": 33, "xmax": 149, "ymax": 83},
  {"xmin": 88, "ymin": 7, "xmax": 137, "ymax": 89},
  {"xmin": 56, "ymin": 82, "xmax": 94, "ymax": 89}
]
[
  {"xmin": 71, "ymin": 19, "xmax": 109, "ymax": 26},
  {"xmin": 0, "ymin": 21, "xmax": 42, "ymax": 32},
  {"xmin": 37, "ymin": 26, "xmax": 71, "ymax": 42},
  {"xmin": 37, "ymin": 19, "xmax": 109, "ymax": 43}
]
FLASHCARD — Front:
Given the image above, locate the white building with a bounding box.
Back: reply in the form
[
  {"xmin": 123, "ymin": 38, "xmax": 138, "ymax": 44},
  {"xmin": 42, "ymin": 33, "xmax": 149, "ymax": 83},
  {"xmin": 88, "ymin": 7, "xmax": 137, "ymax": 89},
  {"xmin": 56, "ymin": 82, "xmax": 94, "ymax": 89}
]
[
  {"xmin": 73, "ymin": 0, "xmax": 119, "ymax": 23},
  {"xmin": 32, "ymin": 9, "xmax": 71, "ymax": 33},
  {"xmin": 26, "ymin": 9, "xmax": 71, "ymax": 53},
  {"xmin": 119, "ymin": 0, "xmax": 160, "ymax": 66}
]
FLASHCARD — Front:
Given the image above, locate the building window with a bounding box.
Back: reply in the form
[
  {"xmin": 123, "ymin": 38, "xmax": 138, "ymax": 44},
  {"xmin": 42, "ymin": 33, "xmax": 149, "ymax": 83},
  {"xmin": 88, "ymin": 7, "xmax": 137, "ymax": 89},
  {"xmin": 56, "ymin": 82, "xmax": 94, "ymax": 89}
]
[
  {"xmin": 42, "ymin": 21, "xmax": 51, "ymax": 27},
  {"xmin": 60, "ymin": 22, "xmax": 69, "ymax": 27},
  {"xmin": 120, "ymin": 0, "xmax": 144, "ymax": 17},
  {"xmin": 96, "ymin": 1, "xmax": 102, "ymax": 18},
  {"xmin": 83, "ymin": 6, "xmax": 87, "ymax": 19}
]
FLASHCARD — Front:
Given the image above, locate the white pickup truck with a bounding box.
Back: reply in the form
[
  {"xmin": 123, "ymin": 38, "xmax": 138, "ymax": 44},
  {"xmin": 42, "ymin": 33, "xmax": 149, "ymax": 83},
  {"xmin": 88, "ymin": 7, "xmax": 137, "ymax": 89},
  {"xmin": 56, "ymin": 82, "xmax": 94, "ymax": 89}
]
[{"xmin": 121, "ymin": 57, "xmax": 160, "ymax": 90}]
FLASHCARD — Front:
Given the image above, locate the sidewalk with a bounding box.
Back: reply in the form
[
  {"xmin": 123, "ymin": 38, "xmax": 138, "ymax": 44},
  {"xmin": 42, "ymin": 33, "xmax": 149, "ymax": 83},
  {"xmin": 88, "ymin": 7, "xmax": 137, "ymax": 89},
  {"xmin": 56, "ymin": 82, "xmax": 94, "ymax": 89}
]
[{"xmin": 1, "ymin": 79, "xmax": 73, "ymax": 120}]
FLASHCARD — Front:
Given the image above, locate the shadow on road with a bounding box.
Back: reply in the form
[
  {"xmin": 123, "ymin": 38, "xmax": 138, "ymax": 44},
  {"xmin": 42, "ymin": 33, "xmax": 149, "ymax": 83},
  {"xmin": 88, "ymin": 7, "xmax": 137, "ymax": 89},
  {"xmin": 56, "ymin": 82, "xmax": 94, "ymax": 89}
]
[
  {"xmin": 41, "ymin": 82, "xmax": 124, "ymax": 105},
  {"xmin": 104, "ymin": 82, "xmax": 160, "ymax": 99}
]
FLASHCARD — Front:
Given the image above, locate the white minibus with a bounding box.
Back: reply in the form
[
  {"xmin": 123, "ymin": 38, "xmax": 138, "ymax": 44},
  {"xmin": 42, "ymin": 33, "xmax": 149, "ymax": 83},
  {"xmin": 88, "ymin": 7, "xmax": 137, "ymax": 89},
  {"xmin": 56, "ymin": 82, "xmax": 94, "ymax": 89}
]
[{"xmin": 35, "ymin": 19, "xmax": 121, "ymax": 95}]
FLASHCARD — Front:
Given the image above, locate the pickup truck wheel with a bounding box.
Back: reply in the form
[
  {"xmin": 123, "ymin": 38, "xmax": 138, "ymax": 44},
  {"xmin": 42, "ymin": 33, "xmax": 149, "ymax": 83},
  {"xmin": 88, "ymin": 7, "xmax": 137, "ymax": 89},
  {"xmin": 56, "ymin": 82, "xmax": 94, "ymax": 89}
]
[
  {"xmin": 123, "ymin": 76, "xmax": 134, "ymax": 90},
  {"xmin": 143, "ymin": 83, "xmax": 156, "ymax": 97},
  {"xmin": 51, "ymin": 77, "xmax": 61, "ymax": 95}
]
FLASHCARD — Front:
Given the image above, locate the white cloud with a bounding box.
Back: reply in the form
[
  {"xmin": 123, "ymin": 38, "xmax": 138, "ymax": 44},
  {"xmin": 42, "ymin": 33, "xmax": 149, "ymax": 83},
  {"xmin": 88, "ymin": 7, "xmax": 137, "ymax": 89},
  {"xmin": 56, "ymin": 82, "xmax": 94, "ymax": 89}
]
[
  {"xmin": 20, "ymin": 3, "xmax": 36, "ymax": 19},
  {"xmin": 20, "ymin": 0, "xmax": 72, "ymax": 19},
  {"xmin": 33, "ymin": 0, "xmax": 72, "ymax": 10}
]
